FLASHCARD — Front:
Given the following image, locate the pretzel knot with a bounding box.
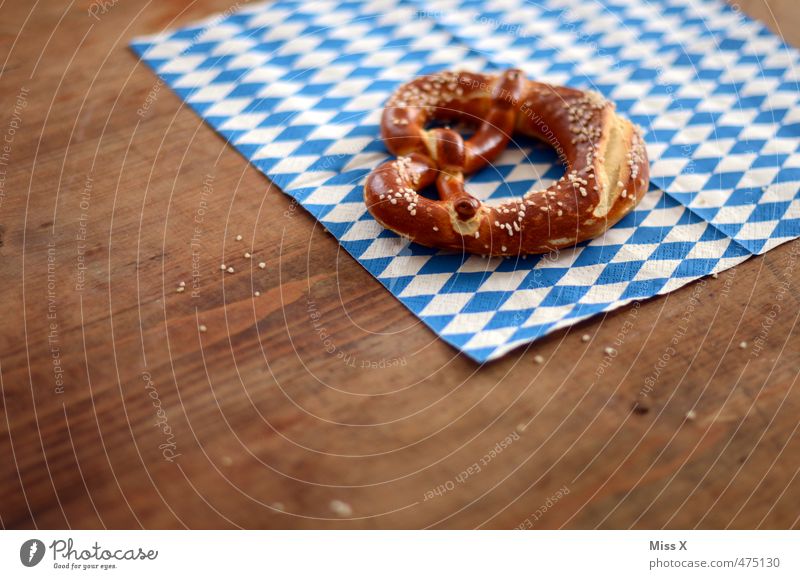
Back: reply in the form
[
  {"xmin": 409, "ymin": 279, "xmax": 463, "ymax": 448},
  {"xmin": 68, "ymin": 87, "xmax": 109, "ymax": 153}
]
[{"xmin": 364, "ymin": 69, "xmax": 650, "ymax": 256}]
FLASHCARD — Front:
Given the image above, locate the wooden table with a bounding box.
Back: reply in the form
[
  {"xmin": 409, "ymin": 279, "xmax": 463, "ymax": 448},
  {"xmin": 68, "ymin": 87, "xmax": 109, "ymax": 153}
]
[{"xmin": 1, "ymin": 0, "xmax": 798, "ymax": 530}]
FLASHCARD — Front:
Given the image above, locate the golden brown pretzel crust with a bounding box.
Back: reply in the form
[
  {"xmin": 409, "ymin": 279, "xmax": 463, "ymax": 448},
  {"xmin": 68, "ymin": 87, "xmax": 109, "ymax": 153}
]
[{"xmin": 364, "ymin": 69, "xmax": 650, "ymax": 256}]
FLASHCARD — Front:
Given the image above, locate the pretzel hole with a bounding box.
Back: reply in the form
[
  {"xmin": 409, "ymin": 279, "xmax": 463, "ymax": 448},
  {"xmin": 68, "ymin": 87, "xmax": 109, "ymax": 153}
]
[
  {"xmin": 466, "ymin": 136, "xmax": 566, "ymax": 201},
  {"xmin": 424, "ymin": 117, "xmax": 476, "ymax": 139},
  {"xmin": 416, "ymin": 182, "xmax": 440, "ymax": 201}
]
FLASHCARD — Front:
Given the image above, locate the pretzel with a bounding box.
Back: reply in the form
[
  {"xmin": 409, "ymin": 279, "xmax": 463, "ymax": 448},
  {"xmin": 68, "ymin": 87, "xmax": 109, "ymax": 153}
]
[{"xmin": 363, "ymin": 69, "xmax": 649, "ymax": 256}]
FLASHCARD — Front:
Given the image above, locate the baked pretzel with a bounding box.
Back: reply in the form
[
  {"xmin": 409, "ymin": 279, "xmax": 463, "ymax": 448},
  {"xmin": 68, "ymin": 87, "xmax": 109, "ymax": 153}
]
[{"xmin": 363, "ymin": 69, "xmax": 649, "ymax": 256}]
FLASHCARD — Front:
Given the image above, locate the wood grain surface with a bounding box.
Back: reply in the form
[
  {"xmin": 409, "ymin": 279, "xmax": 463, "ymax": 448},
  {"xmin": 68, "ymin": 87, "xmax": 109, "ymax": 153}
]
[{"xmin": 0, "ymin": 0, "xmax": 798, "ymax": 530}]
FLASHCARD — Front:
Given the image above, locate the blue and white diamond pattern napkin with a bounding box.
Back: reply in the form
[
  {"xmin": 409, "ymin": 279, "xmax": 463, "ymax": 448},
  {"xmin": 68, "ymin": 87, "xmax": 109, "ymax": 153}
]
[{"xmin": 131, "ymin": 0, "xmax": 800, "ymax": 362}]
